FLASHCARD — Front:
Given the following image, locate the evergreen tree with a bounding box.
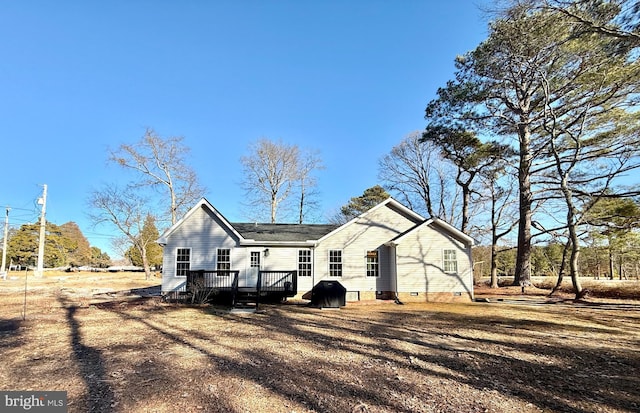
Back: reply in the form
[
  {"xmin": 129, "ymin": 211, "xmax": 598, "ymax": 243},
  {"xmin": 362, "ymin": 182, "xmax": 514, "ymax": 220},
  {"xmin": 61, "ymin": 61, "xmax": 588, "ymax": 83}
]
[
  {"xmin": 333, "ymin": 185, "xmax": 391, "ymax": 224},
  {"xmin": 125, "ymin": 215, "xmax": 163, "ymax": 269},
  {"xmin": 90, "ymin": 246, "xmax": 111, "ymax": 268},
  {"xmin": 59, "ymin": 222, "xmax": 92, "ymax": 267}
]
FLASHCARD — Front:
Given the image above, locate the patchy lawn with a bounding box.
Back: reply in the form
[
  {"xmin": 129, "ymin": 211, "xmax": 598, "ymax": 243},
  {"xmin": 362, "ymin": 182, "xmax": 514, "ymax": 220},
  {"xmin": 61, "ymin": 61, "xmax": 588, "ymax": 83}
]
[{"xmin": 1, "ymin": 273, "xmax": 639, "ymax": 412}]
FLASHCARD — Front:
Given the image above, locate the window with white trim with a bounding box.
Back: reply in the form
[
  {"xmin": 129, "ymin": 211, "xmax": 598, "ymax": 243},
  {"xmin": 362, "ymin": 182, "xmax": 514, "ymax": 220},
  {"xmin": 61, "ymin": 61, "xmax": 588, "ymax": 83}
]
[
  {"xmin": 217, "ymin": 248, "xmax": 231, "ymax": 274},
  {"xmin": 366, "ymin": 250, "xmax": 379, "ymax": 277},
  {"xmin": 298, "ymin": 249, "xmax": 312, "ymax": 277},
  {"xmin": 329, "ymin": 250, "xmax": 342, "ymax": 277},
  {"xmin": 443, "ymin": 249, "xmax": 458, "ymax": 273},
  {"xmin": 176, "ymin": 248, "xmax": 190, "ymax": 277}
]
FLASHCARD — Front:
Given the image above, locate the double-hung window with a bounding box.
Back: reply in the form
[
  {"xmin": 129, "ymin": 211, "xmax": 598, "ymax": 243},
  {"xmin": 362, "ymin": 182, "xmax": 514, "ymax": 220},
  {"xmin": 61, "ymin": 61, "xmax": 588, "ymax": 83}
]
[
  {"xmin": 217, "ymin": 248, "xmax": 231, "ymax": 275},
  {"xmin": 366, "ymin": 250, "xmax": 379, "ymax": 277},
  {"xmin": 298, "ymin": 250, "xmax": 312, "ymax": 277},
  {"xmin": 329, "ymin": 250, "xmax": 342, "ymax": 277},
  {"xmin": 176, "ymin": 248, "xmax": 190, "ymax": 277},
  {"xmin": 443, "ymin": 249, "xmax": 458, "ymax": 273}
]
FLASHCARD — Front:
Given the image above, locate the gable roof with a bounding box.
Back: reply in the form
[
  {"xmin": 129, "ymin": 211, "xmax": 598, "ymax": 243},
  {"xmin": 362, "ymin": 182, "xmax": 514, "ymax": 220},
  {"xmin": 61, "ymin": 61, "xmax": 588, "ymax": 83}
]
[
  {"xmin": 157, "ymin": 197, "xmax": 339, "ymax": 246},
  {"xmin": 157, "ymin": 196, "xmax": 472, "ymax": 247},
  {"xmin": 156, "ymin": 198, "xmax": 243, "ymax": 246},
  {"xmin": 387, "ymin": 217, "xmax": 475, "ymax": 247},
  {"xmin": 315, "ymin": 197, "xmax": 425, "ymax": 243},
  {"xmin": 231, "ymin": 223, "xmax": 339, "ymax": 242}
]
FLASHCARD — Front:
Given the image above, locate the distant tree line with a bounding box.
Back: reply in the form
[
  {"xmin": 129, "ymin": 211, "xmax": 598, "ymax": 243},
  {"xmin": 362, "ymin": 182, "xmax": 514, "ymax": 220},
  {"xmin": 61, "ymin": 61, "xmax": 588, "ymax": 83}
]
[{"xmin": 3, "ymin": 221, "xmax": 110, "ymax": 269}]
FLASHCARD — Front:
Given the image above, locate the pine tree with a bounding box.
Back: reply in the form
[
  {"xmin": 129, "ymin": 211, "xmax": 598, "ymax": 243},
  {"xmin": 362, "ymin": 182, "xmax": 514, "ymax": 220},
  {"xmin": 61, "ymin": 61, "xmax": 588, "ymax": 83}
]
[{"xmin": 335, "ymin": 185, "xmax": 391, "ymax": 223}]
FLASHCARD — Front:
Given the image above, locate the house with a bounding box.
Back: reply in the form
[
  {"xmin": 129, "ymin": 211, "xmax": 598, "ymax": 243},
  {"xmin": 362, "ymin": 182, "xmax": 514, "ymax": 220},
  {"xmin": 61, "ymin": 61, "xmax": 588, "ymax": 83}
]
[{"xmin": 157, "ymin": 197, "xmax": 474, "ymax": 305}]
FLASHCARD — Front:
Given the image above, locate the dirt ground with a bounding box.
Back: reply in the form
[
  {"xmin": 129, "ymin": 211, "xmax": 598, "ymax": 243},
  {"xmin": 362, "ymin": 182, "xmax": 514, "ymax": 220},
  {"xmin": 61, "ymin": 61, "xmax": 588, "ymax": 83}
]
[{"xmin": 1, "ymin": 272, "xmax": 639, "ymax": 412}]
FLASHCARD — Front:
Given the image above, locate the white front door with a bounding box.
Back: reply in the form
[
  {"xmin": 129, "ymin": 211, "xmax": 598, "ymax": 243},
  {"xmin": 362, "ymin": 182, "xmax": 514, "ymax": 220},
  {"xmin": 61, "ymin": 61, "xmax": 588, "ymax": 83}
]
[{"xmin": 242, "ymin": 250, "xmax": 261, "ymax": 289}]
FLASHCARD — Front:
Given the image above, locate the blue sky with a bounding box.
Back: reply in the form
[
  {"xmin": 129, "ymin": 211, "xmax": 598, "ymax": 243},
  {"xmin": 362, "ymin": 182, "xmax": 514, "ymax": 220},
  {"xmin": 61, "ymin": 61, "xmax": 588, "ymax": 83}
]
[{"xmin": 0, "ymin": 1, "xmax": 490, "ymax": 258}]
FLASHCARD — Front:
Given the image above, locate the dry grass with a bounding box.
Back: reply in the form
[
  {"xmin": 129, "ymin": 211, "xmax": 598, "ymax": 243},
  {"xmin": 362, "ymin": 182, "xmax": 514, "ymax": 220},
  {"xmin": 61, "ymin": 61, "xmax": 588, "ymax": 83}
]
[
  {"xmin": 534, "ymin": 277, "xmax": 640, "ymax": 300},
  {"xmin": 477, "ymin": 276, "xmax": 640, "ymax": 300},
  {"xmin": 1, "ymin": 272, "xmax": 639, "ymax": 412}
]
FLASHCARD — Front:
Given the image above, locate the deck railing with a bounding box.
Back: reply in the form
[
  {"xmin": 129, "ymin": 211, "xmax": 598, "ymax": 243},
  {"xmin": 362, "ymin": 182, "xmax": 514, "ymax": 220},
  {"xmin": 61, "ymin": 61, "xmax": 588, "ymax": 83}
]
[
  {"xmin": 187, "ymin": 270, "xmax": 240, "ymax": 290},
  {"xmin": 258, "ymin": 270, "xmax": 297, "ymax": 294},
  {"xmin": 186, "ymin": 269, "xmax": 297, "ymax": 307}
]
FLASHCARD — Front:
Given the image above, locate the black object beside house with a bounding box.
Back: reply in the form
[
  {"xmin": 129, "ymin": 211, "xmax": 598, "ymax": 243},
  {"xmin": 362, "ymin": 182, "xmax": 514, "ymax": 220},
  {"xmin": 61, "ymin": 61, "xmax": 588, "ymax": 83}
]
[{"xmin": 310, "ymin": 280, "xmax": 346, "ymax": 308}]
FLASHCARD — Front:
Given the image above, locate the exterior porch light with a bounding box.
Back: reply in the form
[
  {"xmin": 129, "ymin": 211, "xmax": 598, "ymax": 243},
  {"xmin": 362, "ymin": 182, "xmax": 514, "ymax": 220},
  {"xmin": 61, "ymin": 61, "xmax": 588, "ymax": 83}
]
[{"xmin": 264, "ymin": 248, "xmax": 269, "ymax": 257}]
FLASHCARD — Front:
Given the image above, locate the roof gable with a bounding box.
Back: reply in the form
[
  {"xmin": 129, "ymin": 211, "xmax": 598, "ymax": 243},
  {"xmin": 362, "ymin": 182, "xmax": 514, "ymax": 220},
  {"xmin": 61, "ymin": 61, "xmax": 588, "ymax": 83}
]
[
  {"xmin": 158, "ymin": 197, "xmax": 432, "ymax": 246},
  {"xmin": 156, "ymin": 198, "xmax": 242, "ymax": 245},
  {"xmin": 389, "ymin": 217, "xmax": 474, "ymax": 246},
  {"xmin": 316, "ymin": 197, "xmax": 424, "ymax": 243}
]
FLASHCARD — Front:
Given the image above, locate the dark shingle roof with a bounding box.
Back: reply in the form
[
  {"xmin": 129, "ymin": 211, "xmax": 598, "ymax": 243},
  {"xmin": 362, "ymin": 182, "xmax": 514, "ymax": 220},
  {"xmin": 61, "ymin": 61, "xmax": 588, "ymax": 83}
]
[{"xmin": 231, "ymin": 223, "xmax": 339, "ymax": 242}]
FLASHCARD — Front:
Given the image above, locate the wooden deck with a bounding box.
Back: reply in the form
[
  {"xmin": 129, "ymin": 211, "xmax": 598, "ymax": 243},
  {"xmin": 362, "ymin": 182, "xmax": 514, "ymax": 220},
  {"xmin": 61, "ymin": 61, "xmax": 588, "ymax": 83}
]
[{"xmin": 186, "ymin": 270, "xmax": 297, "ymax": 309}]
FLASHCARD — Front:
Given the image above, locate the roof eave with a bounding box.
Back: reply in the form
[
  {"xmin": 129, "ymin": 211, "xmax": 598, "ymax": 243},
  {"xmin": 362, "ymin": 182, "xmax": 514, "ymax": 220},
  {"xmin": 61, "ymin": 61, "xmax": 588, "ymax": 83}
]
[{"xmin": 239, "ymin": 239, "xmax": 318, "ymax": 247}]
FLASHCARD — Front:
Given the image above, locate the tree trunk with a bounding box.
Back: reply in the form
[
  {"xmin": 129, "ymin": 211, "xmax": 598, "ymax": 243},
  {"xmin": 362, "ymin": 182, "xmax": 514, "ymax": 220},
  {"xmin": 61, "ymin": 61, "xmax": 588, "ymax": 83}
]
[
  {"xmin": 461, "ymin": 183, "xmax": 470, "ymax": 234},
  {"xmin": 569, "ymin": 242, "xmax": 584, "ymax": 299},
  {"xmin": 619, "ymin": 256, "xmax": 624, "ymax": 280},
  {"xmin": 490, "ymin": 242, "xmax": 499, "ymax": 288},
  {"xmin": 298, "ymin": 186, "xmax": 305, "ymax": 224},
  {"xmin": 564, "ymin": 197, "xmax": 584, "ymax": 299},
  {"xmin": 142, "ymin": 250, "xmax": 152, "ymax": 280},
  {"xmin": 138, "ymin": 243, "xmax": 152, "ymax": 280},
  {"xmin": 551, "ymin": 239, "xmax": 571, "ymax": 295},
  {"xmin": 514, "ymin": 123, "xmax": 533, "ymax": 287},
  {"xmin": 270, "ymin": 193, "xmax": 277, "ymax": 224},
  {"xmin": 609, "ymin": 249, "xmax": 615, "ymax": 279}
]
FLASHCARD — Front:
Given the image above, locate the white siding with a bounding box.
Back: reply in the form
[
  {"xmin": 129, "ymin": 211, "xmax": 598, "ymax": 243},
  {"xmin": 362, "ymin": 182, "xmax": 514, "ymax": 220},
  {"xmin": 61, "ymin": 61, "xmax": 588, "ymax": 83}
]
[
  {"xmin": 161, "ymin": 206, "xmax": 240, "ymax": 292},
  {"xmin": 395, "ymin": 224, "xmax": 473, "ymax": 295},
  {"xmin": 313, "ymin": 204, "xmax": 420, "ymax": 294},
  {"xmin": 261, "ymin": 247, "xmax": 298, "ymax": 271}
]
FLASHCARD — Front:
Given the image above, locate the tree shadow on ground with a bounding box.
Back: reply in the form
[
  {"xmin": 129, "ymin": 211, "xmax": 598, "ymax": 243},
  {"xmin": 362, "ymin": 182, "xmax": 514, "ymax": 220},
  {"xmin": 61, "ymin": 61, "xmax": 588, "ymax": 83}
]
[
  {"xmin": 99, "ymin": 302, "xmax": 413, "ymax": 412},
  {"xmin": 59, "ymin": 296, "xmax": 117, "ymax": 413},
  {"xmin": 91, "ymin": 298, "xmax": 640, "ymax": 412}
]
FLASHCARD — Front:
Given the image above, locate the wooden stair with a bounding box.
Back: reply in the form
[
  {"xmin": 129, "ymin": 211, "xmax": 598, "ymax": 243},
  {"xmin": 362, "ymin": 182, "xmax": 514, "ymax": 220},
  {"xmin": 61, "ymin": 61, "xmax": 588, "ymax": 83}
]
[{"xmin": 231, "ymin": 288, "xmax": 260, "ymax": 313}]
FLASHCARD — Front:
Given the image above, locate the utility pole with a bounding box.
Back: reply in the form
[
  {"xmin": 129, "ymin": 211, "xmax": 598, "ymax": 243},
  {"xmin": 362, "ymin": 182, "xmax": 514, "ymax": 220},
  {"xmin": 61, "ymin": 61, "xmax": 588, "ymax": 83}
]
[
  {"xmin": 1, "ymin": 207, "xmax": 8, "ymax": 280},
  {"xmin": 34, "ymin": 184, "xmax": 47, "ymax": 278}
]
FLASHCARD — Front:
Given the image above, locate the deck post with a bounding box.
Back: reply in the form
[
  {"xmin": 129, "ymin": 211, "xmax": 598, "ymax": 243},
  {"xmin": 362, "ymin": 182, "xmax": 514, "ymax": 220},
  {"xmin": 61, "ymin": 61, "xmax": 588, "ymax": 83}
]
[{"xmin": 256, "ymin": 270, "xmax": 262, "ymax": 311}]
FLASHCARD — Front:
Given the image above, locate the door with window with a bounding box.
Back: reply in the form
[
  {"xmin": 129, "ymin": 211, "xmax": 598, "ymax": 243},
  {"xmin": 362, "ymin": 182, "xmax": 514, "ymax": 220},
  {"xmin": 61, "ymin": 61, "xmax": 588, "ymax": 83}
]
[{"xmin": 241, "ymin": 250, "xmax": 261, "ymax": 289}]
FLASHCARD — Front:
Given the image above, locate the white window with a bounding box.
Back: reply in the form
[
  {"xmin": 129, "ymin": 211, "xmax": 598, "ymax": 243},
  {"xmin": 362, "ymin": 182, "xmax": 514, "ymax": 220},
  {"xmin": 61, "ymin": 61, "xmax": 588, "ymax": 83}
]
[
  {"xmin": 217, "ymin": 248, "xmax": 231, "ymax": 274},
  {"xmin": 366, "ymin": 250, "xmax": 379, "ymax": 277},
  {"xmin": 250, "ymin": 251, "xmax": 261, "ymax": 269},
  {"xmin": 329, "ymin": 250, "xmax": 342, "ymax": 277},
  {"xmin": 298, "ymin": 250, "xmax": 312, "ymax": 277},
  {"xmin": 444, "ymin": 249, "xmax": 458, "ymax": 273},
  {"xmin": 176, "ymin": 248, "xmax": 190, "ymax": 277}
]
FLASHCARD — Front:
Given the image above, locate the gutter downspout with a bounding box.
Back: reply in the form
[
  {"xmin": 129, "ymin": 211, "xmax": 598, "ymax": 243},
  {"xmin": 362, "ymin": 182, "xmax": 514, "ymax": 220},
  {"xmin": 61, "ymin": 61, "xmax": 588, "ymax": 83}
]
[
  {"xmin": 389, "ymin": 243, "xmax": 403, "ymax": 305},
  {"xmin": 311, "ymin": 242, "xmax": 317, "ymax": 304},
  {"xmin": 468, "ymin": 243, "xmax": 475, "ymax": 301}
]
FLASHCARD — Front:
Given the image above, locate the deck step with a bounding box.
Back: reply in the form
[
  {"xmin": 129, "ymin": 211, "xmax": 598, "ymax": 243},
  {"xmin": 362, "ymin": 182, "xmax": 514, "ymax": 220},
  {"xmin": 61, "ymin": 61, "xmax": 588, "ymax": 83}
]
[
  {"xmin": 230, "ymin": 307, "xmax": 256, "ymax": 314},
  {"xmin": 233, "ymin": 291, "xmax": 259, "ymax": 311}
]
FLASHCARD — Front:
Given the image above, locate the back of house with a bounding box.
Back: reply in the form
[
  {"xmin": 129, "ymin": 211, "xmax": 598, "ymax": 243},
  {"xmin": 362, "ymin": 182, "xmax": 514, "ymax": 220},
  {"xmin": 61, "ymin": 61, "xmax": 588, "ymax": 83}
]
[{"xmin": 157, "ymin": 197, "xmax": 474, "ymax": 304}]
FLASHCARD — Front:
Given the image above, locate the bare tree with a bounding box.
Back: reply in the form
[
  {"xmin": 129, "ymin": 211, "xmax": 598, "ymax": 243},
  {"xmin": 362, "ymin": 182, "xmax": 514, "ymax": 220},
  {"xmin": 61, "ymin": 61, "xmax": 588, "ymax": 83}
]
[
  {"xmin": 110, "ymin": 128, "xmax": 205, "ymax": 225},
  {"xmin": 241, "ymin": 139, "xmax": 300, "ymax": 223},
  {"xmin": 296, "ymin": 149, "xmax": 324, "ymax": 224},
  {"xmin": 378, "ymin": 132, "xmax": 460, "ymax": 225},
  {"xmin": 88, "ymin": 185, "xmax": 154, "ymax": 279},
  {"xmin": 423, "ymin": 126, "xmax": 514, "ymax": 233},
  {"xmin": 478, "ymin": 166, "xmax": 519, "ymax": 288}
]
